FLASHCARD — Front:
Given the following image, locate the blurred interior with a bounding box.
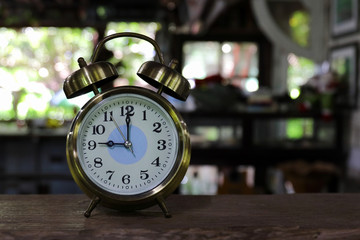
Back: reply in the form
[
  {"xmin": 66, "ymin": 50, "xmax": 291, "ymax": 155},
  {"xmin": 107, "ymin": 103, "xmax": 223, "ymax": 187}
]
[{"xmin": 0, "ymin": 0, "xmax": 359, "ymax": 195}]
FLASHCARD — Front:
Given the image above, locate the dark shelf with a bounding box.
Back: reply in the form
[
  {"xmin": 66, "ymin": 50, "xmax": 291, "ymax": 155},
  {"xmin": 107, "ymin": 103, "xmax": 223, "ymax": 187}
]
[
  {"xmin": 191, "ymin": 147, "xmax": 346, "ymax": 166},
  {"xmin": 182, "ymin": 110, "xmax": 349, "ymax": 171}
]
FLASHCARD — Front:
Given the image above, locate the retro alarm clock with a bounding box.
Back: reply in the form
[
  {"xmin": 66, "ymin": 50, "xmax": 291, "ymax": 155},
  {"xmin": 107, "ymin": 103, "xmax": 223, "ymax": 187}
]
[{"xmin": 63, "ymin": 32, "xmax": 191, "ymax": 218}]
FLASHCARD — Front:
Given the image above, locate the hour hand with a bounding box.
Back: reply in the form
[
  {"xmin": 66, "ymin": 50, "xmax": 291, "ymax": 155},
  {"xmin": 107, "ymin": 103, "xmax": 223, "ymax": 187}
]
[{"xmin": 98, "ymin": 140, "xmax": 124, "ymax": 148}]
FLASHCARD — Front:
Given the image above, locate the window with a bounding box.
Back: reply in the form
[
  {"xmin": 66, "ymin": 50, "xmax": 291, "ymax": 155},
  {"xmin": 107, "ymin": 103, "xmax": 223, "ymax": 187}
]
[{"xmin": 182, "ymin": 41, "xmax": 259, "ymax": 92}]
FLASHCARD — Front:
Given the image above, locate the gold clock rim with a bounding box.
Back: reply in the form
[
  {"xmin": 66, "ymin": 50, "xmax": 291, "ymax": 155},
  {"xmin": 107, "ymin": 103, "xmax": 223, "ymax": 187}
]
[{"xmin": 66, "ymin": 86, "xmax": 191, "ymax": 210}]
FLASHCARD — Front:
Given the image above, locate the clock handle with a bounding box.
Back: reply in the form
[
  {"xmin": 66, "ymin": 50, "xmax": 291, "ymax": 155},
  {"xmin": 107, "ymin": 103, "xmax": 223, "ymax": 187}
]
[
  {"xmin": 91, "ymin": 32, "xmax": 165, "ymax": 64},
  {"xmin": 84, "ymin": 196, "xmax": 101, "ymax": 218},
  {"xmin": 156, "ymin": 197, "xmax": 172, "ymax": 218}
]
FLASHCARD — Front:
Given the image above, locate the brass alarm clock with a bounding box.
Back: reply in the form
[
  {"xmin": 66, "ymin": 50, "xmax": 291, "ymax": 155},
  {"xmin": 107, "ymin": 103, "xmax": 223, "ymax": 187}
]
[{"xmin": 63, "ymin": 32, "xmax": 191, "ymax": 218}]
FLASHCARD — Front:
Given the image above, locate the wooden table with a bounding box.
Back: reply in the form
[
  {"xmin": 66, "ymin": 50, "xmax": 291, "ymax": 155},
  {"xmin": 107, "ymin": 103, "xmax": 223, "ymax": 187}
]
[{"xmin": 1, "ymin": 194, "xmax": 360, "ymax": 239}]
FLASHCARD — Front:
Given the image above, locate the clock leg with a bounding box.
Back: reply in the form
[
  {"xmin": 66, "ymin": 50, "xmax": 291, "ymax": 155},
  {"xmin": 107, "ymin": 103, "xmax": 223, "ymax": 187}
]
[
  {"xmin": 156, "ymin": 197, "xmax": 171, "ymax": 218},
  {"xmin": 84, "ymin": 196, "xmax": 101, "ymax": 218}
]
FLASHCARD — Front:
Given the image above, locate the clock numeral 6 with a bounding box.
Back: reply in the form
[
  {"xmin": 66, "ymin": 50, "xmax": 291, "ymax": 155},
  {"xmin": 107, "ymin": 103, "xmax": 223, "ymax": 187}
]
[{"xmin": 122, "ymin": 174, "xmax": 130, "ymax": 185}]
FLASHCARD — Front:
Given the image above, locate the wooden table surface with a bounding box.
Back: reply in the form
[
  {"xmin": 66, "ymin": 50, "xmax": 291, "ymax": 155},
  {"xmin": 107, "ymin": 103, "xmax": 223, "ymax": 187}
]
[{"xmin": 1, "ymin": 194, "xmax": 360, "ymax": 239}]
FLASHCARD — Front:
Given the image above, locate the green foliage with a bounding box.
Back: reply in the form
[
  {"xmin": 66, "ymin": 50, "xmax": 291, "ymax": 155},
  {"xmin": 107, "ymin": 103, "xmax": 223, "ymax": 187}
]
[
  {"xmin": 289, "ymin": 11, "xmax": 310, "ymax": 47},
  {"xmin": 286, "ymin": 118, "xmax": 313, "ymax": 139},
  {"xmin": 287, "ymin": 54, "xmax": 315, "ymax": 92},
  {"xmin": 0, "ymin": 22, "xmax": 160, "ymax": 121},
  {"xmin": 0, "ymin": 27, "xmax": 95, "ymax": 120},
  {"xmin": 104, "ymin": 22, "xmax": 160, "ymax": 85}
]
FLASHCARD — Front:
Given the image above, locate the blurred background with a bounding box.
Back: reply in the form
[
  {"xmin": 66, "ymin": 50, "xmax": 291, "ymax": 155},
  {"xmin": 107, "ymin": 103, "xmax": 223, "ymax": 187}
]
[{"xmin": 0, "ymin": 0, "xmax": 359, "ymax": 195}]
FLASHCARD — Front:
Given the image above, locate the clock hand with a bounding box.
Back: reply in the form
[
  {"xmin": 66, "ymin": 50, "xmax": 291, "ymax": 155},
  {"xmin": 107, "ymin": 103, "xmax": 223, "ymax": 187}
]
[
  {"xmin": 113, "ymin": 117, "xmax": 135, "ymax": 155},
  {"xmin": 98, "ymin": 140, "xmax": 124, "ymax": 148},
  {"xmin": 125, "ymin": 114, "xmax": 131, "ymax": 141},
  {"xmin": 125, "ymin": 114, "xmax": 136, "ymax": 157},
  {"xmin": 112, "ymin": 117, "xmax": 127, "ymax": 142}
]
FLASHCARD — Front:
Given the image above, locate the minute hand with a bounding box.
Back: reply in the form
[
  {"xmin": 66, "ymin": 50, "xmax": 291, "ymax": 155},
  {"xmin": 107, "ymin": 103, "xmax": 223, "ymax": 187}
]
[
  {"xmin": 112, "ymin": 117, "xmax": 134, "ymax": 154},
  {"xmin": 126, "ymin": 114, "xmax": 131, "ymax": 141}
]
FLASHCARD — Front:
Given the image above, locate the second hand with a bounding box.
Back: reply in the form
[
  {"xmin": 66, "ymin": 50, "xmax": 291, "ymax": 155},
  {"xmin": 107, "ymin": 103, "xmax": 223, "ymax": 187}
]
[
  {"xmin": 112, "ymin": 117, "xmax": 135, "ymax": 155},
  {"xmin": 112, "ymin": 117, "xmax": 126, "ymax": 142}
]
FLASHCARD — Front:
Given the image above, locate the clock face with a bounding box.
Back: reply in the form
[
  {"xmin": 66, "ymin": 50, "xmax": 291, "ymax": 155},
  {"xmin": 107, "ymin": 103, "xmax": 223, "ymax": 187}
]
[{"xmin": 75, "ymin": 92, "xmax": 180, "ymax": 196}]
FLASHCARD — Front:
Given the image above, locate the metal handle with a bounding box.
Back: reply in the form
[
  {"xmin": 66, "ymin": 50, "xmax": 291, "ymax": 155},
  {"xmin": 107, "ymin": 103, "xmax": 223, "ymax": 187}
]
[{"xmin": 90, "ymin": 32, "xmax": 165, "ymax": 64}]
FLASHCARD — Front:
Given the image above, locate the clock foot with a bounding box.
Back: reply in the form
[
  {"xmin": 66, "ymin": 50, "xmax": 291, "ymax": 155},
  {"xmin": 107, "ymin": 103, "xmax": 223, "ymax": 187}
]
[
  {"xmin": 84, "ymin": 196, "xmax": 101, "ymax": 218},
  {"xmin": 156, "ymin": 197, "xmax": 171, "ymax": 218}
]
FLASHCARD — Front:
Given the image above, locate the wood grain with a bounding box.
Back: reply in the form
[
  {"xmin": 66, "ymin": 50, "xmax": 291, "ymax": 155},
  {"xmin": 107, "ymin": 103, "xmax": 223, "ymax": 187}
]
[{"xmin": 0, "ymin": 194, "xmax": 360, "ymax": 239}]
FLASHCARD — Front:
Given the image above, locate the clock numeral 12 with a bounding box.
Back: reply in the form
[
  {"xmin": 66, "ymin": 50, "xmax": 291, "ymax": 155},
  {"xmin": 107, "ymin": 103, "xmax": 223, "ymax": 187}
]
[{"xmin": 120, "ymin": 105, "xmax": 134, "ymax": 116}]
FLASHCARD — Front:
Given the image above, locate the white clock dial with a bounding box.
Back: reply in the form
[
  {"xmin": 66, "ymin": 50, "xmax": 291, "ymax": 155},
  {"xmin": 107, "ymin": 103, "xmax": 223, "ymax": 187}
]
[{"xmin": 76, "ymin": 93, "xmax": 179, "ymax": 195}]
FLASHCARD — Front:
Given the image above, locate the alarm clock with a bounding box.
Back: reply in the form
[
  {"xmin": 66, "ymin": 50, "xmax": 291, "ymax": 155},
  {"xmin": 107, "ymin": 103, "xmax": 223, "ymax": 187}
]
[{"xmin": 63, "ymin": 32, "xmax": 191, "ymax": 218}]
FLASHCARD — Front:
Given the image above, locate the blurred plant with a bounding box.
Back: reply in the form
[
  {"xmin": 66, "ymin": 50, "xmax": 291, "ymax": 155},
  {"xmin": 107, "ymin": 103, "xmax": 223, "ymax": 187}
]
[
  {"xmin": 0, "ymin": 22, "xmax": 160, "ymax": 122},
  {"xmin": 104, "ymin": 22, "xmax": 160, "ymax": 86},
  {"xmin": 289, "ymin": 10, "xmax": 310, "ymax": 47},
  {"xmin": 287, "ymin": 10, "xmax": 315, "ymax": 98},
  {"xmin": 287, "ymin": 53, "xmax": 316, "ymax": 98},
  {"xmin": 0, "ymin": 27, "xmax": 95, "ymax": 120}
]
